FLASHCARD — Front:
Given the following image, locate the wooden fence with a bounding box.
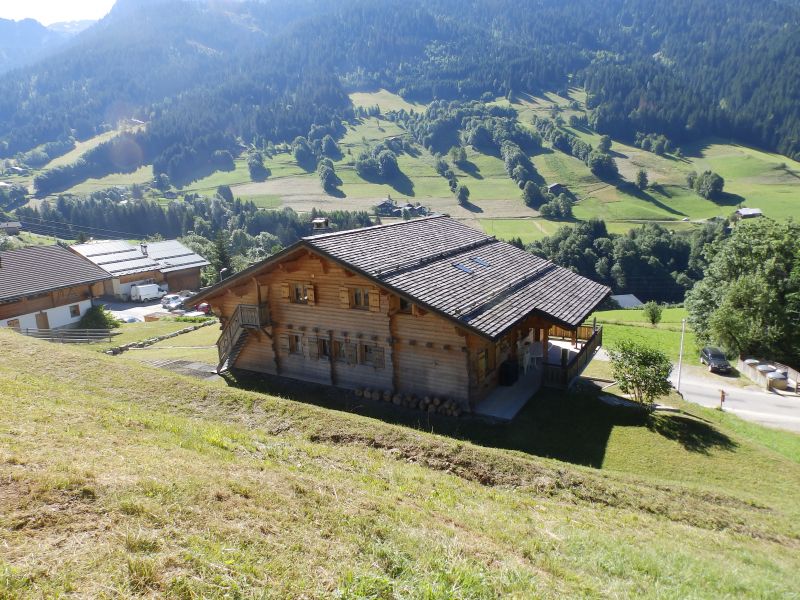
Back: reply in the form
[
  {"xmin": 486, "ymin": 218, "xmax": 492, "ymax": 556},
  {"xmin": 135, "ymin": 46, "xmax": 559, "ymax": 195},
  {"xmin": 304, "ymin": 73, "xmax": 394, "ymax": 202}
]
[{"xmin": 15, "ymin": 328, "xmax": 114, "ymax": 344}]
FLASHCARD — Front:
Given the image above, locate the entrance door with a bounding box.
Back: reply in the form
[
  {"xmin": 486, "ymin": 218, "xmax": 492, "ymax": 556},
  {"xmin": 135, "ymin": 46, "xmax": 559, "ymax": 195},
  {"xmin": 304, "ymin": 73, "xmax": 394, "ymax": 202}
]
[{"xmin": 35, "ymin": 311, "xmax": 50, "ymax": 330}]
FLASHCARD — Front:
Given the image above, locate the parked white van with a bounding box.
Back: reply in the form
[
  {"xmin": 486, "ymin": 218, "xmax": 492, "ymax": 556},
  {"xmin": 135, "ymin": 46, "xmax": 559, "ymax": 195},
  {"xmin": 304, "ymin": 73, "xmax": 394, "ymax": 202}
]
[{"xmin": 130, "ymin": 284, "xmax": 166, "ymax": 302}]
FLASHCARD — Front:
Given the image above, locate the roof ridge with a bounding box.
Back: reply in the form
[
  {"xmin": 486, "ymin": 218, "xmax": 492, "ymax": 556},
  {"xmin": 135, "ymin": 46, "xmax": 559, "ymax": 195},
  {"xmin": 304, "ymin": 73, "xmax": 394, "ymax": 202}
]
[{"xmin": 303, "ymin": 214, "xmax": 448, "ymax": 241}]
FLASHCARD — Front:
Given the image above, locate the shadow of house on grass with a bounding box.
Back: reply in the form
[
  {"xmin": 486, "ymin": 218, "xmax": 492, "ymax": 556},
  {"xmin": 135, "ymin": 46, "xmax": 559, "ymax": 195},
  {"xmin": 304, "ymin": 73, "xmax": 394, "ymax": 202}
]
[{"xmin": 647, "ymin": 413, "xmax": 737, "ymax": 454}]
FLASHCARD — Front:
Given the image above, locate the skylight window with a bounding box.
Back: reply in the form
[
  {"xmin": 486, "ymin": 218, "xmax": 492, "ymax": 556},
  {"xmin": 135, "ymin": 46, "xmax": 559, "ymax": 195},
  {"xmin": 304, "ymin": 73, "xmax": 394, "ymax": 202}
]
[
  {"xmin": 470, "ymin": 257, "xmax": 490, "ymax": 267},
  {"xmin": 452, "ymin": 262, "xmax": 474, "ymax": 274}
]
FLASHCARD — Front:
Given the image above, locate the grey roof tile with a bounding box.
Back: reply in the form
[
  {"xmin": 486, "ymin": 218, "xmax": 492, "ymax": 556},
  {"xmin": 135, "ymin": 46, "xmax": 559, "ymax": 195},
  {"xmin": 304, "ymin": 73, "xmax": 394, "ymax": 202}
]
[{"xmin": 0, "ymin": 245, "xmax": 111, "ymax": 301}]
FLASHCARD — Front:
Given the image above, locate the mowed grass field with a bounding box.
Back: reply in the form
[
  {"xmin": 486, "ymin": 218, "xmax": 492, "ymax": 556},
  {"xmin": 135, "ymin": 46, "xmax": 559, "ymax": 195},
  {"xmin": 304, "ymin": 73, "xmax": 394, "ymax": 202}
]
[
  {"xmin": 1, "ymin": 330, "xmax": 800, "ymax": 597},
  {"xmin": 590, "ymin": 307, "xmax": 698, "ymax": 362}
]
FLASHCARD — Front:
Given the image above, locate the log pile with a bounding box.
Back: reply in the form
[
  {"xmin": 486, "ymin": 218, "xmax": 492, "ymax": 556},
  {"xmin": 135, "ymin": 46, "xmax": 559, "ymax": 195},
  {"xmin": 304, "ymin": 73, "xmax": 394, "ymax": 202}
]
[{"xmin": 355, "ymin": 388, "xmax": 466, "ymax": 417}]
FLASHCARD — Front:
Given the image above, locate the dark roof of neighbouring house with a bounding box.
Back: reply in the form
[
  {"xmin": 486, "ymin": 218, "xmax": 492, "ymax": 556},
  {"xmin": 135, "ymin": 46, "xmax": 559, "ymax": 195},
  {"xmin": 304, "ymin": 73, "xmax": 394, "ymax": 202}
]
[
  {"xmin": 70, "ymin": 239, "xmax": 208, "ymax": 277},
  {"xmin": 0, "ymin": 245, "xmax": 111, "ymax": 302},
  {"xmin": 0, "ymin": 221, "xmax": 21, "ymax": 228},
  {"xmin": 191, "ymin": 216, "xmax": 610, "ymax": 340}
]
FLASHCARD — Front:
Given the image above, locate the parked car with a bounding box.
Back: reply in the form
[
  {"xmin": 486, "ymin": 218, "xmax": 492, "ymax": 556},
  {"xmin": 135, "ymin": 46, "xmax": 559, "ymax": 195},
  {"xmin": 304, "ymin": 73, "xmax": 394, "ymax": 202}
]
[
  {"xmin": 119, "ymin": 315, "xmax": 144, "ymax": 324},
  {"xmin": 194, "ymin": 302, "xmax": 211, "ymax": 315},
  {"xmin": 161, "ymin": 293, "xmax": 182, "ymax": 308},
  {"xmin": 700, "ymin": 347, "xmax": 732, "ymax": 374},
  {"xmin": 164, "ymin": 297, "xmax": 186, "ymax": 312}
]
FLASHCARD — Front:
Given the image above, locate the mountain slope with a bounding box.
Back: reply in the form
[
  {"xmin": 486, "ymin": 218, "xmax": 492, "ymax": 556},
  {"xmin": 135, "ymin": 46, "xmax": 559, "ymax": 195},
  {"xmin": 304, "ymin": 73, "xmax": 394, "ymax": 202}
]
[
  {"xmin": 0, "ymin": 18, "xmax": 71, "ymax": 74},
  {"xmin": 0, "ymin": 329, "xmax": 799, "ymax": 596}
]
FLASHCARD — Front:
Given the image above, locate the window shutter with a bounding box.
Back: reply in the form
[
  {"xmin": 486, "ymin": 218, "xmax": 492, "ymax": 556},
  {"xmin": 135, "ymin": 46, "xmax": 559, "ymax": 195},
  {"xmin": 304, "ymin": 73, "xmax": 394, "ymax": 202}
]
[
  {"xmin": 368, "ymin": 289, "xmax": 380, "ymax": 313},
  {"xmin": 307, "ymin": 284, "xmax": 316, "ymax": 305},
  {"xmin": 339, "ymin": 287, "xmax": 350, "ymax": 308},
  {"xmin": 345, "ymin": 342, "xmax": 358, "ymax": 365},
  {"xmin": 373, "ymin": 346, "xmax": 385, "ymax": 369},
  {"xmin": 308, "ymin": 337, "xmax": 319, "ymax": 360},
  {"xmin": 280, "ymin": 282, "xmax": 290, "ymax": 300},
  {"xmin": 279, "ymin": 334, "xmax": 290, "ymax": 353}
]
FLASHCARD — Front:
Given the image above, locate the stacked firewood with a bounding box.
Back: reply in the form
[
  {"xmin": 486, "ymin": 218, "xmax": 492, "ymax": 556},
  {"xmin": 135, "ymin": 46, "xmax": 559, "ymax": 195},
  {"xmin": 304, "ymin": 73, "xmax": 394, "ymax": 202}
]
[{"xmin": 354, "ymin": 388, "xmax": 464, "ymax": 417}]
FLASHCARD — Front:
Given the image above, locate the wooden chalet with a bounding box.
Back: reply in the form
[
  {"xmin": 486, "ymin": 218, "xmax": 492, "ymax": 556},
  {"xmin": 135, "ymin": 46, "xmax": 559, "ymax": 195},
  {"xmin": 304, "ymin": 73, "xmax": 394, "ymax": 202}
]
[
  {"xmin": 190, "ymin": 216, "xmax": 610, "ymax": 415},
  {"xmin": 0, "ymin": 245, "xmax": 111, "ymax": 331},
  {"xmin": 70, "ymin": 239, "xmax": 210, "ymax": 299}
]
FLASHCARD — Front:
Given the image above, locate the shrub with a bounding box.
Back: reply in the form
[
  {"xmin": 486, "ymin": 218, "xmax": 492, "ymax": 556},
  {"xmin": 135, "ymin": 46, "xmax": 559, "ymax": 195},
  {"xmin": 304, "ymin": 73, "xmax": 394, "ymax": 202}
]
[
  {"xmin": 608, "ymin": 340, "xmax": 673, "ymax": 406},
  {"xmin": 642, "ymin": 301, "xmax": 663, "ymax": 326},
  {"xmin": 79, "ymin": 305, "xmax": 122, "ymax": 329}
]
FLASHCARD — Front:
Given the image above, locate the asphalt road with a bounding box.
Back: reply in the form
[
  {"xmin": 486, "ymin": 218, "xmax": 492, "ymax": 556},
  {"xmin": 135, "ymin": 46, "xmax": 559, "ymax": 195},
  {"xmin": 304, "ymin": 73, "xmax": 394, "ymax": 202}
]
[{"xmin": 671, "ymin": 365, "xmax": 800, "ymax": 433}]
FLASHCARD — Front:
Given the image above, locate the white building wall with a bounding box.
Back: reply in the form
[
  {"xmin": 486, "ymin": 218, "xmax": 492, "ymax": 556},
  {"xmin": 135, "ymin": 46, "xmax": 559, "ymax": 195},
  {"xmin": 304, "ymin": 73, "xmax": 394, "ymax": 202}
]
[{"xmin": 0, "ymin": 299, "xmax": 92, "ymax": 330}]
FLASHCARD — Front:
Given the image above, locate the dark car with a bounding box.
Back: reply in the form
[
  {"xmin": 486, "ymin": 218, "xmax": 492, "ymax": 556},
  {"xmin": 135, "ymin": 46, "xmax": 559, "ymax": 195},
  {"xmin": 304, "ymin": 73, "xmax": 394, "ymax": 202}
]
[{"xmin": 700, "ymin": 347, "xmax": 732, "ymax": 374}]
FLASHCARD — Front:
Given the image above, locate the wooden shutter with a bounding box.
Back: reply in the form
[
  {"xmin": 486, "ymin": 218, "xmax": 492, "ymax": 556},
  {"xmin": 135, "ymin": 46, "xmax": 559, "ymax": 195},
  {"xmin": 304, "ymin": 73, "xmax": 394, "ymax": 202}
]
[
  {"xmin": 368, "ymin": 289, "xmax": 380, "ymax": 313},
  {"xmin": 280, "ymin": 282, "xmax": 290, "ymax": 300},
  {"xmin": 345, "ymin": 342, "xmax": 358, "ymax": 365},
  {"xmin": 308, "ymin": 337, "xmax": 319, "ymax": 360},
  {"xmin": 339, "ymin": 287, "xmax": 350, "ymax": 308},
  {"xmin": 279, "ymin": 334, "xmax": 290, "ymax": 354},
  {"xmin": 373, "ymin": 346, "xmax": 385, "ymax": 369},
  {"xmin": 307, "ymin": 284, "xmax": 316, "ymax": 306}
]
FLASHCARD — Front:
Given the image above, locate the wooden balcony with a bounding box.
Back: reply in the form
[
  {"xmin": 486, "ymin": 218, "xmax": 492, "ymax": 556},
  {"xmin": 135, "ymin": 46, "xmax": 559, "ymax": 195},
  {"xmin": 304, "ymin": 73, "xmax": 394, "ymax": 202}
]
[{"xmin": 542, "ymin": 324, "xmax": 603, "ymax": 389}]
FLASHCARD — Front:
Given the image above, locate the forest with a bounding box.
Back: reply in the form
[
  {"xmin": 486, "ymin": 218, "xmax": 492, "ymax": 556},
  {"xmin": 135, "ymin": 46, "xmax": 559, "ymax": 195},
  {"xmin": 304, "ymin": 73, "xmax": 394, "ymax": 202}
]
[{"xmin": 1, "ymin": 0, "xmax": 800, "ymax": 194}]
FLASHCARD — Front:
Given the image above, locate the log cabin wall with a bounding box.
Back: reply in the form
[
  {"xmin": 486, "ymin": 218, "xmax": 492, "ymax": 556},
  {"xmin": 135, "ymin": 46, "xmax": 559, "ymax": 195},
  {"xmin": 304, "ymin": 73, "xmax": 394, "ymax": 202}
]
[
  {"xmin": 0, "ymin": 283, "xmax": 93, "ymax": 321},
  {"xmin": 206, "ymin": 249, "xmax": 473, "ymax": 401}
]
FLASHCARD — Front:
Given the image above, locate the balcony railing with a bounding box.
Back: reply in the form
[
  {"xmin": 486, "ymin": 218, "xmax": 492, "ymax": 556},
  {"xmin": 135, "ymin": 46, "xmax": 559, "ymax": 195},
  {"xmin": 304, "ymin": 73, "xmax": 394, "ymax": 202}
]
[{"xmin": 542, "ymin": 325, "xmax": 603, "ymax": 388}]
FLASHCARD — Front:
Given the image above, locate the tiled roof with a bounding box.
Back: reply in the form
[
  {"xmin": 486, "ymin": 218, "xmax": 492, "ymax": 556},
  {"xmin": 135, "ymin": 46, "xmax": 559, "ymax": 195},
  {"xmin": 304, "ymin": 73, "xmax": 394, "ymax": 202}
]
[
  {"xmin": 0, "ymin": 245, "xmax": 111, "ymax": 301},
  {"xmin": 305, "ymin": 216, "xmax": 610, "ymax": 337},
  {"xmin": 191, "ymin": 216, "xmax": 610, "ymax": 340}
]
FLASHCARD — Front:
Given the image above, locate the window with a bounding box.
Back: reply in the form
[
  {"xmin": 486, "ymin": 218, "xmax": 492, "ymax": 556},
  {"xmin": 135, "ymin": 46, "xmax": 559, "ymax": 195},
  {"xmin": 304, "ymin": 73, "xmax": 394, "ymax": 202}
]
[
  {"xmin": 360, "ymin": 342, "xmax": 375, "ymax": 366},
  {"xmin": 399, "ymin": 297, "xmax": 412, "ymax": 314},
  {"xmin": 291, "ymin": 283, "xmax": 308, "ymax": 304},
  {"xmin": 318, "ymin": 338, "xmax": 330, "ymax": 360},
  {"xmin": 6, "ymin": 319, "xmax": 20, "ymax": 329},
  {"xmin": 288, "ymin": 334, "xmax": 302, "ymax": 355},
  {"xmin": 333, "ymin": 340, "xmax": 345, "ymax": 362},
  {"xmin": 69, "ymin": 304, "xmax": 81, "ymax": 318},
  {"xmin": 452, "ymin": 262, "xmax": 474, "ymax": 274},
  {"xmin": 351, "ymin": 287, "xmax": 370, "ymax": 310}
]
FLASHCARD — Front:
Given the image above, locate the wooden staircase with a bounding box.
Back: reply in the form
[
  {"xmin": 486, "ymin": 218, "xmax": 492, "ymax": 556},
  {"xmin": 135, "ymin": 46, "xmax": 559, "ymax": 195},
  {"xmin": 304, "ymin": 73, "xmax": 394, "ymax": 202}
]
[{"xmin": 216, "ymin": 303, "xmax": 270, "ymax": 373}]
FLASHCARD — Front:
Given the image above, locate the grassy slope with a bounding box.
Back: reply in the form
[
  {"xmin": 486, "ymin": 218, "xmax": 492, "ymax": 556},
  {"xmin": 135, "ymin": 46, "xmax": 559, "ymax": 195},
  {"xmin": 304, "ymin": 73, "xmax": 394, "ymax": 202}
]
[
  {"xmin": 591, "ymin": 307, "xmax": 697, "ymax": 362},
  {"xmin": 1, "ymin": 330, "xmax": 799, "ymax": 597}
]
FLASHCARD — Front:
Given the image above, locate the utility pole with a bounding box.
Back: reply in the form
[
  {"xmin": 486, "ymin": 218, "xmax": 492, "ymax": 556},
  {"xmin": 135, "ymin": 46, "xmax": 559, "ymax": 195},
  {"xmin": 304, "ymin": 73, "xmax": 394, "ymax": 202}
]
[{"xmin": 676, "ymin": 318, "xmax": 686, "ymax": 393}]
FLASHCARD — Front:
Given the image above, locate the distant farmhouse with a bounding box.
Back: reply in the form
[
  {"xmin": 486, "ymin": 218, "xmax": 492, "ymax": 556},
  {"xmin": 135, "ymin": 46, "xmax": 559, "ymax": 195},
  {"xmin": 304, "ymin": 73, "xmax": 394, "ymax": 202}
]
[
  {"xmin": 0, "ymin": 245, "xmax": 110, "ymax": 330},
  {"xmin": 70, "ymin": 239, "xmax": 210, "ymax": 300},
  {"xmin": 190, "ymin": 216, "xmax": 609, "ymax": 415},
  {"xmin": 735, "ymin": 207, "xmax": 763, "ymax": 220},
  {"xmin": 374, "ymin": 197, "xmax": 430, "ymax": 218},
  {"xmin": 547, "ymin": 183, "xmax": 566, "ymax": 195},
  {"xmin": 0, "ymin": 221, "xmax": 21, "ymax": 236}
]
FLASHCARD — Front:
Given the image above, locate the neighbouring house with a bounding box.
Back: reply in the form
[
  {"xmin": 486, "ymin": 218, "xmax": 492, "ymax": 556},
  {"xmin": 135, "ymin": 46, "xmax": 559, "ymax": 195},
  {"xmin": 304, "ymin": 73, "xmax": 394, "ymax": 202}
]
[
  {"xmin": 70, "ymin": 239, "xmax": 210, "ymax": 299},
  {"xmin": 610, "ymin": 294, "xmax": 643, "ymax": 309},
  {"xmin": 189, "ymin": 216, "xmax": 610, "ymax": 415},
  {"xmin": 735, "ymin": 207, "xmax": 763, "ymax": 220},
  {"xmin": 0, "ymin": 221, "xmax": 21, "ymax": 236},
  {"xmin": 547, "ymin": 183, "xmax": 566, "ymax": 195},
  {"xmin": 374, "ymin": 197, "xmax": 398, "ymax": 216},
  {"xmin": 391, "ymin": 202, "xmax": 429, "ymax": 218},
  {"xmin": 0, "ymin": 245, "xmax": 111, "ymax": 330}
]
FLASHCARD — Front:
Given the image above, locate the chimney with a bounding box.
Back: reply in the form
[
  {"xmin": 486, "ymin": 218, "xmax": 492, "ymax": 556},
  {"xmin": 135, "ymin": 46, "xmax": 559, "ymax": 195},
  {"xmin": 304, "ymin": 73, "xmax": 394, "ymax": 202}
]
[
  {"xmin": 140, "ymin": 242, "xmax": 148, "ymax": 257},
  {"xmin": 311, "ymin": 217, "xmax": 332, "ymax": 234}
]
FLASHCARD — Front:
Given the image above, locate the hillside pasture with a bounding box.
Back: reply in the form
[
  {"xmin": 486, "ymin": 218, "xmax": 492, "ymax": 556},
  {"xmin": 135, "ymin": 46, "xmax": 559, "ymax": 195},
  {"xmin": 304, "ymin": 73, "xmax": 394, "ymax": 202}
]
[{"xmin": 1, "ymin": 330, "xmax": 799, "ymax": 597}]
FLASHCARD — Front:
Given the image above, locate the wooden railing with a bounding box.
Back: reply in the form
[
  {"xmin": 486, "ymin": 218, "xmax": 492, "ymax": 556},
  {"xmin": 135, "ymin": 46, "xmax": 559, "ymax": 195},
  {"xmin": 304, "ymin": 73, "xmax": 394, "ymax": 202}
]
[
  {"xmin": 14, "ymin": 328, "xmax": 114, "ymax": 343},
  {"xmin": 547, "ymin": 324, "xmax": 596, "ymax": 343},
  {"xmin": 216, "ymin": 303, "xmax": 269, "ymax": 369},
  {"xmin": 542, "ymin": 326, "xmax": 603, "ymax": 388}
]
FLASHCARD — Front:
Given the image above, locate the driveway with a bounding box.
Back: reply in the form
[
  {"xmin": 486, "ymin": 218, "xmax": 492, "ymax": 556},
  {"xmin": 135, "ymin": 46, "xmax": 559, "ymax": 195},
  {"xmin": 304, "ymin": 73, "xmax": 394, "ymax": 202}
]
[
  {"xmin": 98, "ymin": 298, "xmax": 165, "ymax": 321},
  {"xmin": 670, "ymin": 365, "xmax": 800, "ymax": 433}
]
